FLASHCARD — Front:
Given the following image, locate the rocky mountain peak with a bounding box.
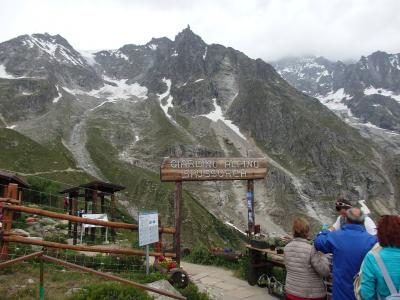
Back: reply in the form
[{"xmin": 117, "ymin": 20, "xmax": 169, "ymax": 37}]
[
  {"xmin": 174, "ymin": 26, "xmax": 206, "ymax": 49},
  {"xmin": 273, "ymin": 49, "xmax": 400, "ymax": 134},
  {"xmin": 146, "ymin": 37, "xmax": 173, "ymax": 51}
]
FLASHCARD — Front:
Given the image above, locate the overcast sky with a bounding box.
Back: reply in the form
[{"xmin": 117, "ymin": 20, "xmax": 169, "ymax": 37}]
[{"xmin": 1, "ymin": 0, "xmax": 399, "ymax": 62}]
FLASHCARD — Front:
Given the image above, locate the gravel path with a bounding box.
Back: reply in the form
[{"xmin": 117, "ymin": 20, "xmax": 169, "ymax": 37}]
[{"xmin": 181, "ymin": 262, "xmax": 276, "ymax": 300}]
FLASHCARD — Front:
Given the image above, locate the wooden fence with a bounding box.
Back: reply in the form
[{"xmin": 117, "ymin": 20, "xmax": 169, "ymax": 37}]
[{"xmin": 0, "ymin": 183, "xmax": 185, "ymax": 300}]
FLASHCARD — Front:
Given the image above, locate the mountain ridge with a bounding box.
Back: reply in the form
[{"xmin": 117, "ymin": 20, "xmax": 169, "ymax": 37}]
[{"xmin": 1, "ymin": 28, "xmax": 399, "ymax": 241}]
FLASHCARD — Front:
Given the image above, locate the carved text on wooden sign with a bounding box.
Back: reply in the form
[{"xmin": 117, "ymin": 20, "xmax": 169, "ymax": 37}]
[{"xmin": 160, "ymin": 158, "xmax": 267, "ymax": 181}]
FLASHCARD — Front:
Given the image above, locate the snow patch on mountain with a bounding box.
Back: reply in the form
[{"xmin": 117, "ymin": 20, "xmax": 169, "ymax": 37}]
[
  {"xmin": 79, "ymin": 50, "xmax": 97, "ymax": 65},
  {"xmin": 389, "ymin": 55, "xmax": 400, "ymax": 70},
  {"xmin": 52, "ymin": 85, "xmax": 62, "ymax": 103},
  {"xmin": 316, "ymin": 69, "xmax": 330, "ymax": 82},
  {"xmin": 61, "ymin": 76, "xmax": 148, "ymax": 108},
  {"xmin": 148, "ymin": 44, "xmax": 158, "ymax": 51},
  {"xmin": 317, "ymin": 88, "xmax": 353, "ymax": 113},
  {"xmin": 364, "ymin": 86, "xmax": 400, "ymax": 102},
  {"xmin": 171, "ymin": 50, "xmax": 178, "ymax": 57},
  {"xmin": 27, "ymin": 35, "xmax": 86, "ymax": 67},
  {"xmin": 203, "ymin": 46, "xmax": 207, "ymax": 60},
  {"xmin": 110, "ymin": 50, "xmax": 129, "ymax": 61},
  {"xmin": 0, "ymin": 65, "xmax": 20, "ymax": 79},
  {"xmin": 157, "ymin": 78, "xmax": 175, "ymax": 121},
  {"xmin": 225, "ymin": 221, "xmax": 246, "ymax": 235},
  {"xmin": 202, "ymin": 98, "xmax": 246, "ymax": 140},
  {"xmin": 194, "ymin": 78, "xmax": 204, "ymax": 83},
  {"xmin": 90, "ymin": 76, "xmax": 148, "ymax": 100},
  {"xmin": 118, "ymin": 133, "xmax": 141, "ymax": 165}
]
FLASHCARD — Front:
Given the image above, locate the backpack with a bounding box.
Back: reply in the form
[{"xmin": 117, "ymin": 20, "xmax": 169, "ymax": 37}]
[
  {"xmin": 372, "ymin": 251, "xmax": 400, "ymax": 300},
  {"xmin": 354, "ymin": 243, "xmax": 381, "ymax": 300}
]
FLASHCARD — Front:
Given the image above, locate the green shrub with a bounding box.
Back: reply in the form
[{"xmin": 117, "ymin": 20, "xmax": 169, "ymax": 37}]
[
  {"xmin": 187, "ymin": 246, "xmax": 215, "ymax": 265},
  {"xmin": 44, "ymin": 233, "xmax": 68, "ymax": 244},
  {"xmin": 177, "ymin": 282, "xmax": 210, "ymax": 300},
  {"xmin": 186, "ymin": 246, "xmax": 242, "ymax": 271},
  {"xmin": 55, "ymin": 223, "xmax": 68, "ymax": 230},
  {"xmin": 234, "ymin": 255, "xmax": 251, "ymax": 280},
  {"xmin": 66, "ymin": 282, "xmax": 152, "ymax": 300}
]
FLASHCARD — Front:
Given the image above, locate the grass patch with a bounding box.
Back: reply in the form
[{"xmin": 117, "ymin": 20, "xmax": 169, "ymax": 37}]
[
  {"xmin": 66, "ymin": 282, "xmax": 153, "ymax": 300},
  {"xmin": 0, "ymin": 129, "xmax": 75, "ymax": 173}
]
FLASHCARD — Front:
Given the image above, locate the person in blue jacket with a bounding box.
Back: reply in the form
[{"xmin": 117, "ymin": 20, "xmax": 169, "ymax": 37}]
[
  {"xmin": 314, "ymin": 207, "xmax": 377, "ymax": 300},
  {"xmin": 360, "ymin": 215, "xmax": 400, "ymax": 300}
]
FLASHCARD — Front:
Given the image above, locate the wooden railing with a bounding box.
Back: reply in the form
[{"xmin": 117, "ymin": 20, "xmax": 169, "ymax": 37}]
[{"xmin": 0, "ymin": 183, "xmax": 185, "ymax": 299}]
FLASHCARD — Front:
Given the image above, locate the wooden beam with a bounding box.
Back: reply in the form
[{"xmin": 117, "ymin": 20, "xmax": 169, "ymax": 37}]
[
  {"xmin": 0, "ymin": 251, "xmax": 43, "ymax": 269},
  {"xmin": 0, "ymin": 203, "xmax": 176, "ymax": 234},
  {"xmin": 3, "ymin": 235, "xmax": 176, "ymax": 258},
  {"xmin": 0, "ymin": 198, "xmax": 21, "ymax": 204},
  {"xmin": 41, "ymin": 255, "xmax": 186, "ymax": 300}
]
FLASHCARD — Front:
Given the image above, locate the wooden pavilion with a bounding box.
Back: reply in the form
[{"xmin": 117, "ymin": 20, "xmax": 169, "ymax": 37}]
[
  {"xmin": 0, "ymin": 170, "xmax": 29, "ymax": 198},
  {"xmin": 60, "ymin": 181, "xmax": 125, "ymax": 245}
]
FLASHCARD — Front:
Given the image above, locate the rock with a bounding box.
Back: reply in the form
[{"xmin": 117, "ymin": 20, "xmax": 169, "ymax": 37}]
[
  {"xmin": 11, "ymin": 229, "xmax": 30, "ymax": 237},
  {"xmin": 31, "ymin": 223, "xmax": 43, "ymax": 232},
  {"xmin": 64, "ymin": 287, "xmax": 83, "ymax": 296},
  {"xmin": 43, "ymin": 225, "xmax": 57, "ymax": 233},
  {"xmin": 29, "ymin": 237, "xmax": 44, "ymax": 251},
  {"xmin": 146, "ymin": 280, "xmax": 182, "ymax": 300},
  {"xmin": 27, "ymin": 278, "xmax": 34, "ymax": 284},
  {"xmin": 40, "ymin": 218, "xmax": 57, "ymax": 225}
]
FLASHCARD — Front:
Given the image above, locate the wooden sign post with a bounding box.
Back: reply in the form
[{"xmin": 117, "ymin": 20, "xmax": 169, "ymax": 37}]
[{"xmin": 160, "ymin": 158, "xmax": 267, "ymax": 265}]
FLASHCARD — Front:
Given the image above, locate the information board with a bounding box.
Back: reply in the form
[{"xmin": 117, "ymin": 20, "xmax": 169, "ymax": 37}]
[
  {"xmin": 81, "ymin": 214, "xmax": 108, "ymax": 228},
  {"xmin": 139, "ymin": 211, "xmax": 159, "ymax": 246},
  {"xmin": 80, "ymin": 214, "xmax": 109, "ymax": 244},
  {"xmin": 160, "ymin": 157, "xmax": 268, "ymax": 182}
]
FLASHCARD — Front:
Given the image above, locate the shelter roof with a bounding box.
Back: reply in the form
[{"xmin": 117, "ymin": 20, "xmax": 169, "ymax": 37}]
[
  {"xmin": 60, "ymin": 181, "xmax": 125, "ymax": 194},
  {"xmin": 0, "ymin": 170, "xmax": 30, "ymax": 188}
]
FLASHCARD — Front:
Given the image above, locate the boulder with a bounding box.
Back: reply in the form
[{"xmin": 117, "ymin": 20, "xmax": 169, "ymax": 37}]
[{"xmin": 146, "ymin": 279, "xmax": 182, "ymax": 300}]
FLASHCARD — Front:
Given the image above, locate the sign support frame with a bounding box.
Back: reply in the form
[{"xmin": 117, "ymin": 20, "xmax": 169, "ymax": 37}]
[{"xmin": 160, "ymin": 157, "xmax": 268, "ymax": 266}]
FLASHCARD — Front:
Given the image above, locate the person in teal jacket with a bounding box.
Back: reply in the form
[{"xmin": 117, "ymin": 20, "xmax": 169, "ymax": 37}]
[{"xmin": 360, "ymin": 215, "xmax": 400, "ymax": 300}]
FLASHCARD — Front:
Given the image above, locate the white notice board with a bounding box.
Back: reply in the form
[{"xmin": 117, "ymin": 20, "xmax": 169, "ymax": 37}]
[
  {"xmin": 81, "ymin": 214, "xmax": 108, "ymax": 228},
  {"xmin": 139, "ymin": 211, "xmax": 159, "ymax": 246},
  {"xmin": 80, "ymin": 214, "xmax": 109, "ymax": 244}
]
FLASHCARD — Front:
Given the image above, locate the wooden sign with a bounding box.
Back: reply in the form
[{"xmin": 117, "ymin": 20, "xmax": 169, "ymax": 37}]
[{"xmin": 160, "ymin": 158, "xmax": 267, "ymax": 182}]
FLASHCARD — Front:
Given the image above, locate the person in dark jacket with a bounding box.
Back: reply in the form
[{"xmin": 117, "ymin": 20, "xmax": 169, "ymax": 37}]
[
  {"xmin": 314, "ymin": 208, "xmax": 377, "ymax": 300},
  {"xmin": 284, "ymin": 218, "xmax": 330, "ymax": 300}
]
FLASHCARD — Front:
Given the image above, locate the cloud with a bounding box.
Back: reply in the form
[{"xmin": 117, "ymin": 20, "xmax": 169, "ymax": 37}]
[{"xmin": 0, "ymin": 0, "xmax": 399, "ymax": 61}]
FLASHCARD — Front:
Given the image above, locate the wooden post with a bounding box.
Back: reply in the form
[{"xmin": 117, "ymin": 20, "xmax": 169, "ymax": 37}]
[
  {"xmin": 90, "ymin": 190, "xmax": 97, "ymax": 241},
  {"xmin": 0, "ymin": 184, "xmax": 7, "ymax": 217},
  {"xmin": 2, "ymin": 184, "xmax": 8, "ymax": 197},
  {"xmin": 154, "ymin": 216, "xmax": 163, "ymax": 262},
  {"xmin": 68, "ymin": 192, "xmax": 74, "ymax": 237},
  {"xmin": 72, "ymin": 194, "xmax": 78, "ymax": 245},
  {"xmin": 101, "ymin": 193, "xmax": 106, "ymax": 237},
  {"xmin": 84, "ymin": 189, "xmax": 89, "ymax": 239},
  {"xmin": 39, "ymin": 257, "xmax": 44, "ymax": 300},
  {"xmin": 247, "ymin": 180, "xmax": 255, "ymax": 237},
  {"xmin": 111, "ymin": 194, "xmax": 116, "ymax": 242},
  {"xmin": 174, "ymin": 181, "xmax": 182, "ymax": 266},
  {"xmin": 0, "ymin": 183, "xmax": 18, "ymax": 259}
]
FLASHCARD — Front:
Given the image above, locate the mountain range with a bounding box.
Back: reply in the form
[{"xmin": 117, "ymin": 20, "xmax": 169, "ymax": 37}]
[{"xmin": 0, "ymin": 27, "xmax": 399, "ymax": 245}]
